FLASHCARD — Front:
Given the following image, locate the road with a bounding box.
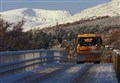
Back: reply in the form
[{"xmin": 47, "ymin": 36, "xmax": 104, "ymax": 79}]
[{"xmin": 1, "ymin": 63, "xmax": 118, "ymax": 83}]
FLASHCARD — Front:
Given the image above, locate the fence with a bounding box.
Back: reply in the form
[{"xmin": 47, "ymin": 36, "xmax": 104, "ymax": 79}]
[
  {"xmin": 112, "ymin": 50, "xmax": 120, "ymax": 83},
  {"xmin": 0, "ymin": 49, "xmax": 73, "ymax": 77}
]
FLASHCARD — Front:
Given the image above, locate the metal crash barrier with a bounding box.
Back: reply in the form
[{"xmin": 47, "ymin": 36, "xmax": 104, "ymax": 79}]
[
  {"xmin": 112, "ymin": 50, "xmax": 120, "ymax": 82},
  {"xmin": 0, "ymin": 49, "xmax": 72, "ymax": 77}
]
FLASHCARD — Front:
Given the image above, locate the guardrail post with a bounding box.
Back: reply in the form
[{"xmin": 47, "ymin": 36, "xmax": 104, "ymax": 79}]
[
  {"xmin": 60, "ymin": 51, "xmax": 66, "ymax": 63},
  {"xmin": 112, "ymin": 50, "xmax": 120, "ymax": 83},
  {"xmin": 47, "ymin": 51, "xmax": 54, "ymax": 64},
  {"xmin": 39, "ymin": 52, "xmax": 42, "ymax": 66},
  {"xmin": 33, "ymin": 52, "xmax": 35, "ymax": 69},
  {"xmin": 12, "ymin": 55, "xmax": 14, "ymax": 75},
  {"xmin": 23, "ymin": 53, "xmax": 26, "ymax": 72},
  {"xmin": 118, "ymin": 52, "xmax": 120, "ymax": 83}
]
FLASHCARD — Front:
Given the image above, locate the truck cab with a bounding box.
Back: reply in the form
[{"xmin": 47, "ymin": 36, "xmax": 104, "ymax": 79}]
[{"xmin": 76, "ymin": 34, "xmax": 102, "ymax": 63}]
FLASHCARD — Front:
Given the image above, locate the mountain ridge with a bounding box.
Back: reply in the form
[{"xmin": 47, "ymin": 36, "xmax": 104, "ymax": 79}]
[
  {"xmin": 59, "ymin": 0, "xmax": 120, "ymax": 24},
  {"xmin": 1, "ymin": 0, "xmax": 120, "ymax": 31},
  {"xmin": 1, "ymin": 8, "xmax": 71, "ymax": 31}
]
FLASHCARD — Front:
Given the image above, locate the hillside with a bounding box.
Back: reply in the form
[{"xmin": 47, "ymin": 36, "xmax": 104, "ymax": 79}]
[
  {"xmin": 42, "ymin": 16, "xmax": 120, "ymax": 33},
  {"xmin": 41, "ymin": 16, "xmax": 120, "ymax": 50},
  {"xmin": 0, "ymin": 15, "xmax": 120, "ymax": 51}
]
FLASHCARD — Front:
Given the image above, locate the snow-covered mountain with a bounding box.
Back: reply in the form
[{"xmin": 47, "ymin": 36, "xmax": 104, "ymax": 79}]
[
  {"xmin": 1, "ymin": 8, "xmax": 71, "ymax": 31},
  {"xmin": 59, "ymin": 0, "xmax": 120, "ymax": 24},
  {"xmin": 1, "ymin": 0, "xmax": 120, "ymax": 31}
]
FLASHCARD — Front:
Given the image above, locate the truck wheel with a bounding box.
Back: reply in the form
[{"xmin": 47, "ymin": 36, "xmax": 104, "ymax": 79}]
[
  {"xmin": 94, "ymin": 61, "xmax": 100, "ymax": 64},
  {"xmin": 76, "ymin": 61, "xmax": 84, "ymax": 64}
]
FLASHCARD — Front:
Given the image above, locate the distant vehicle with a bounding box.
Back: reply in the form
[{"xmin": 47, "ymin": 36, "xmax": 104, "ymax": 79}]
[
  {"xmin": 75, "ymin": 34, "xmax": 102, "ymax": 63},
  {"xmin": 105, "ymin": 45, "xmax": 113, "ymax": 50}
]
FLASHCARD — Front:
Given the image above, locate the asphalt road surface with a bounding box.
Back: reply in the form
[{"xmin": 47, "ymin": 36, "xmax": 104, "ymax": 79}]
[{"xmin": 1, "ymin": 63, "xmax": 118, "ymax": 83}]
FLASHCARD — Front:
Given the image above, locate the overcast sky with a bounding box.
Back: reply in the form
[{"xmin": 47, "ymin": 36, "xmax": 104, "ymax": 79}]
[{"xmin": 0, "ymin": 0, "xmax": 111, "ymax": 14}]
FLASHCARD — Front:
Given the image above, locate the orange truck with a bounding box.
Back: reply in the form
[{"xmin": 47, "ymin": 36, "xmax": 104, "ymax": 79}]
[{"xmin": 75, "ymin": 34, "xmax": 102, "ymax": 63}]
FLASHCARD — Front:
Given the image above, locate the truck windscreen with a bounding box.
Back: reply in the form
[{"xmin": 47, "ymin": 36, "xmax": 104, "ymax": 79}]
[{"xmin": 78, "ymin": 37, "xmax": 97, "ymax": 46}]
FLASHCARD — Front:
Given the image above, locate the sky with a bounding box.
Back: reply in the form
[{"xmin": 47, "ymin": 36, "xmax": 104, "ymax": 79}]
[{"xmin": 0, "ymin": 0, "xmax": 111, "ymax": 14}]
